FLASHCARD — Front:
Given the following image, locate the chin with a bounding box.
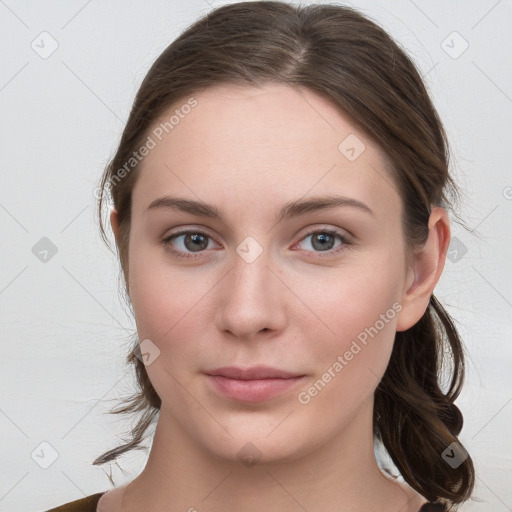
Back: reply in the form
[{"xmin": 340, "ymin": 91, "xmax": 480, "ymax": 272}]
[{"xmin": 188, "ymin": 414, "xmax": 322, "ymax": 468}]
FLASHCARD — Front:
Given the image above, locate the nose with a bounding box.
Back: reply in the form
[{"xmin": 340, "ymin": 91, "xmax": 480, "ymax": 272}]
[{"xmin": 215, "ymin": 247, "xmax": 288, "ymax": 341}]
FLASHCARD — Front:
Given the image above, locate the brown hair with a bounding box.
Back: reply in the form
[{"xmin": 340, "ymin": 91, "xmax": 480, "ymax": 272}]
[{"xmin": 94, "ymin": 1, "xmax": 475, "ymax": 508}]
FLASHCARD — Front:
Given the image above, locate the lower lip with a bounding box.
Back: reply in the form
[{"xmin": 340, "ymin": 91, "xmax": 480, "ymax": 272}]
[{"xmin": 206, "ymin": 375, "xmax": 305, "ymax": 403}]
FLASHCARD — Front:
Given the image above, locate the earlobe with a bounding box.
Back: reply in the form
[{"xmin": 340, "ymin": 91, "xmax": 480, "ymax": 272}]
[
  {"xmin": 110, "ymin": 208, "xmax": 120, "ymax": 245},
  {"xmin": 396, "ymin": 207, "xmax": 451, "ymax": 332}
]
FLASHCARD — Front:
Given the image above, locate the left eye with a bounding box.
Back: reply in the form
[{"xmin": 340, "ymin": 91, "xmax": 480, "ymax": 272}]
[
  {"xmin": 296, "ymin": 229, "xmax": 348, "ymax": 253},
  {"xmin": 162, "ymin": 228, "xmax": 352, "ymax": 259}
]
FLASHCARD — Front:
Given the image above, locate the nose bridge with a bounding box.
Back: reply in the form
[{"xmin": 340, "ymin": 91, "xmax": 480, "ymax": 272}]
[{"xmin": 216, "ymin": 238, "xmax": 286, "ymax": 338}]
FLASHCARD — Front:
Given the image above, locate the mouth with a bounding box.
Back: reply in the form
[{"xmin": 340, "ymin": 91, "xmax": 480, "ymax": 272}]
[{"xmin": 204, "ymin": 366, "xmax": 306, "ymax": 403}]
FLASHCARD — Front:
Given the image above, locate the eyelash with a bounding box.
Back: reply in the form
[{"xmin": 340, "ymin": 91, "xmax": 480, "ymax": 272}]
[{"xmin": 161, "ymin": 228, "xmax": 353, "ymax": 260}]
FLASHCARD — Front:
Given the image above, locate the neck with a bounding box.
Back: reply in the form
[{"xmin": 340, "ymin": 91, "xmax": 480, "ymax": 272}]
[{"xmin": 121, "ymin": 397, "xmax": 418, "ymax": 512}]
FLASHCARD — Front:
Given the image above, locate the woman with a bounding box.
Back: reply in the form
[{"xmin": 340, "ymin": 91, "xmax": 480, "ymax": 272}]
[{"xmin": 46, "ymin": 1, "xmax": 475, "ymax": 511}]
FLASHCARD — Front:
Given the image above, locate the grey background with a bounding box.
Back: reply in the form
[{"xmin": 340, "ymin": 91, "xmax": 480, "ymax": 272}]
[{"xmin": 1, "ymin": 1, "xmax": 511, "ymax": 511}]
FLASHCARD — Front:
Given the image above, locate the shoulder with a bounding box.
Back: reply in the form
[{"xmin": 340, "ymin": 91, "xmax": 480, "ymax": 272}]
[
  {"xmin": 44, "ymin": 492, "xmax": 106, "ymax": 512},
  {"xmin": 418, "ymin": 503, "xmax": 447, "ymax": 511},
  {"xmin": 387, "ymin": 477, "xmax": 445, "ymax": 512}
]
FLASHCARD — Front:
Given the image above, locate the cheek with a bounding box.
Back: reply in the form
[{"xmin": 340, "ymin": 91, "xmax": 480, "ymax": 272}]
[
  {"xmin": 131, "ymin": 279, "xmax": 199, "ymax": 340},
  {"xmin": 299, "ymin": 250, "xmax": 404, "ymax": 337},
  {"xmin": 294, "ymin": 249, "xmax": 403, "ymax": 390},
  {"xmin": 296, "ymin": 286, "xmax": 399, "ymax": 418},
  {"xmin": 127, "ymin": 262, "xmax": 212, "ymax": 404},
  {"xmin": 128, "ymin": 251, "xmax": 216, "ymax": 364}
]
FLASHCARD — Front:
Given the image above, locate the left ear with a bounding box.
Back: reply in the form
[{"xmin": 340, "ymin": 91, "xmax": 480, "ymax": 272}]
[{"xmin": 396, "ymin": 207, "xmax": 451, "ymax": 332}]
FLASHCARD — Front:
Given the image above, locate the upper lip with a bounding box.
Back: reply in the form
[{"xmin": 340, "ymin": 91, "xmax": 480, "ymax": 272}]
[{"xmin": 205, "ymin": 366, "xmax": 304, "ymax": 380}]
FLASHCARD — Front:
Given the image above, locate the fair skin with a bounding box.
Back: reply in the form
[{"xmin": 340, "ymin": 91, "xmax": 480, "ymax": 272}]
[{"xmin": 102, "ymin": 83, "xmax": 450, "ymax": 512}]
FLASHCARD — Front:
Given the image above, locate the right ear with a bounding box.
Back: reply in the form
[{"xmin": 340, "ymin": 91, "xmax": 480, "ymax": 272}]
[{"xmin": 110, "ymin": 208, "xmax": 120, "ymax": 245}]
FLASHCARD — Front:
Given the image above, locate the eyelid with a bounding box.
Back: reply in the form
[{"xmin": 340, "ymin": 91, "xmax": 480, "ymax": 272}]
[
  {"xmin": 162, "ymin": 227, "xmax": 220, "ymax": 248},
  {"xmin": 162, "ymin": 223, "xmax": 352, "ymax": 242},
  {"xmin": 295, "ymin": 223, "xmax": 354, "ymax": 241}
]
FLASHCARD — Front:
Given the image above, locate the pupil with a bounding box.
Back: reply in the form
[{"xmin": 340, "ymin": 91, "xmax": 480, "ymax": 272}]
[
  {"xmin": 186, "ymin": 233, "xmax": 208, "ymax": 252},
  {"xmin": 313, "ymin": 233, "xmax": 333, "ymax": 251}
]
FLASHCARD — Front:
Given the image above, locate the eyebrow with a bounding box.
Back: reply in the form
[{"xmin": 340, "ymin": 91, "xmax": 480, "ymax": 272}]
[{"xmin": 146, "ymin": 194, "xmax": 374, "ymax": 223}]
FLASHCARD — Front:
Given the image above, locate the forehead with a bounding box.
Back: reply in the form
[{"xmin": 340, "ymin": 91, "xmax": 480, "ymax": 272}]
[{"xmin": 131, "ymin": 83, "xmax": 401, "ymax": 222}]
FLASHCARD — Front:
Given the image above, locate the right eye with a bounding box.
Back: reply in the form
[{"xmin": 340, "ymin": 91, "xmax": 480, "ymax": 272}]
[{"xmin": 162, "ymin": 230, "xmax": 221, "ymax": 259}]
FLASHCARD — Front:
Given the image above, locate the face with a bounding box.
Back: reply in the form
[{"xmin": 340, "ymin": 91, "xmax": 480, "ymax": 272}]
[{"xmin": 122, "ymin": 83, "xmax": 414, "ymax": 464}]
